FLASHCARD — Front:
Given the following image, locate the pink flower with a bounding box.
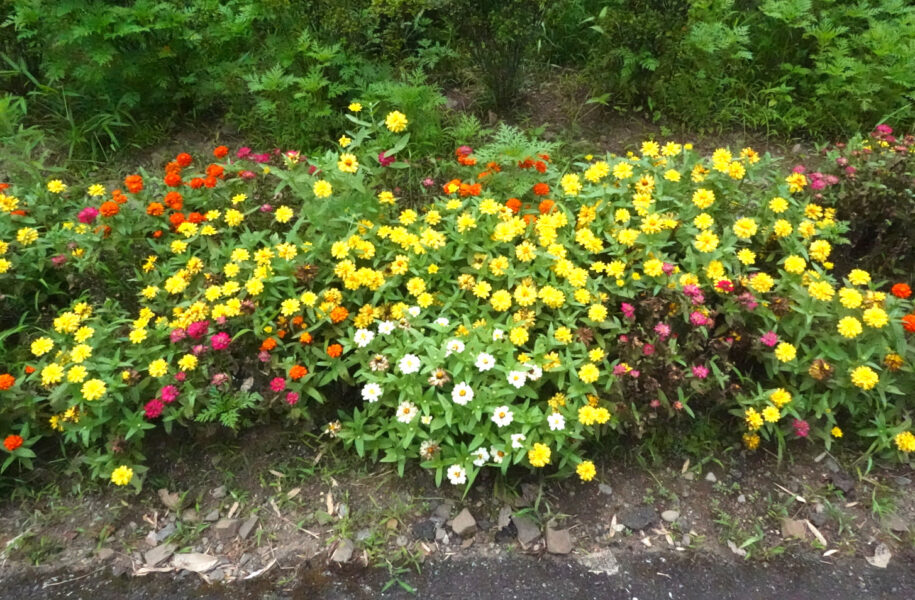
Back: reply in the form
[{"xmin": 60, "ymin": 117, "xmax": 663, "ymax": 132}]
[
  {"xmin": 210, "ymin": 332, "xmax": 231, "ymax": 350},
  {"xmin": 662, "ymin": 262, "xmax": 675, "ymax": 275},
  {"xmin": 875, "ymin": 124, "xmax": 893, "ymax": 135},
  {"xmin": 793, "ymin": 419, "xmax": 810, "ymax": 438},
  {"xmin": 612, "ymin": 364, "xmax": 628, "ymax": 376},
  {"xmin": 792, "ymin": 164, "xmax": 806, "ymax": 174},
  {"xmin": 78, "ymin": 206, "xmax": 99, "ymax": 224},
  {"xmin": 251, "ymin": 153, "xmax": 271, "ymax": 163},
  {"xmin": 422, "ymin": 178, "xmax": 435, "ymax": 188},
  {"xmin": 689, "ymin": 311, "xmax": 709, "ymax": 326},
  {"xmin": 239, "ymin": 170, "xmax": 256, "ymax": 180},
  {"xmin": 378, "ymin": 152, "xmax": 395, "ymax": 167},
  {"xmin": 619, "ymin": 334, "xmax": 629, "ymax": 343},
  {"xmin": 715, "ymin": 279, "xmax": 734, "ymax": 293},
  {"xmin": 170, "ymin": 328, "xmax": 187, "ymax": 343},
  {"xmin": 643, "ymin": 343, "xmax": 655, "ymax": 356},
  {"xmin": 738, "ymin": 292, "xmax": 758, "ymax": 311},
  {"xmin": 174, "ymin": 372, "xmax": 187, "ymax": 382},
  {"xmin": 260, "ymin": 204, "xmax": 273, "ymax": 212},
  {"xmin": 211, "ymin": 373, "xmax": 229, "ymax": 386},
  {"xmin": 629, "ymin": 369, "xmax": 640, "ymax": 378},
  {"xmin": 810, "ymin": 177, "xmax": 826, "ymax": 191},
  {"xmin": 285, "ymin": 392, "xmax": 299, "ymax": 406},
  {"xmin": 654, "ymin": 322, "xmax": 671, "ymax": 340},
  {"xmin": 191, "ymin": 344, "xmax": 206, "ymax": 356},
  {"xmin": 187, "ymin": 321, "xmax": 209, "ymax": 340},
  {"xmin": 673, "ymin": 401, "xmax": 683, "ymax": 411},
  {"xmin": 258, "ymin": 351, "xmax": 270, "ymax": 363},
  {"xmin": 836, "ymin": 157, "xmax": 848, "ymax": 167},
  {"xmin": 236, "ymin": 147, "xmax": 252, "ymax": 159},
  {"xmin": 621, "ymin": 302, "xmax": 635, "ymax": 319},
  {"xmin": 760, "ymin": 331, "xmax": 778, "ymax": 347},
  {"xmin": 51, "ymin": 254, "xmax": 68, "ymax": 267},
  {"xmin": 144, "ymin": 399, "xmax": 164, "ymax": 419},
  {"xmin": 269, "ymin": 377, "xmax": 286, "ymax": 393},
  {"xmin": 691, "ymin": 365, "xmax": 709, "ymax": 379},
  {"xmin": 650, "ymin": 399, "xmax": 661, "ymax": 408},
  {"xmin": 456, "ymin": 145, "xmax": 473, "ymax": 157},
  {"xmin": 160, "ymin": 385, "xmax": 179, "ymax": 404}
]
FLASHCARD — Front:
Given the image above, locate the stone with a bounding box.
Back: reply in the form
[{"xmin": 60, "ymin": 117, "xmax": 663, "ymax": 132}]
[
  {"xmin": 315, "ymin": 510, "xmax": 333, "ymax": 525},
  {"xmin": 210, "ymin": 485, "xmax": 226, "ymax": 499},
  {"xmin": 831, "ymin": 471, "xmax": 856, "ymax": 494},
  {"xmin": 661, "ymin": 510, "xmax": 680, "ymax": 523},
  {"xmin": 598, "ymin": 484, "xmax": 613, "ymax": 496},
  {"xmin": 411, "ymin": 520, "xmax": 436, "ymax": 542},
  {"xmin": 212, "ymin": 518, "xmax": 241, "ymax": 541},
  {"xmin": 810, "ymin": 504, "xmax": 828, "ymax": 528},
  {"xmin": 336, "ymin": 503, "xmax": 349, "ymax": 518},
  {"xmin": 356, "ymin": 528, "xmax": 372, "ymax": 542},
  {"xmin": 683, "ymin": 472, "xmax": 695, "ymax": 481},
  {"xmin": 477, "ymin": 518, "xmax": 492, "ymax": 531},
  {"xmin": 330, "ymin": 539, "xmax": 354, "ymax": 563},
  {"xmin": 144, "ymin": 530, "xmax": 158, "ymax": 547},
  {"xmin": 865, "ymin": 543, "xmax": 892, "ymax": 568},
  {"xmin": 780, "ymin": 517, "xmax": 807, "ymax": 540},
  {"xmin": 883, "ymin": 514, "xmax": 908, "ymax": 533},
  {"xmin": 737, "ymin": 494, "xmax": 746, "ymax": 504},
  {"xmin": 207, "ymin": 568, "xmax": 225, "ymax": 582},
  {"xmin": 618, "ymin": 506, "xmax": 657, "ymax": 531},
  {"xmin": 895, "ymin": 476, "xmax": 911, "ymax": 487},
  {"xmin": 172, "ymin": 553, "xmax": 219, "ymax": 573},
  {"xmin": 239, "ymin": 515, "xmax": 258, "ymax": 540},
  {"xmin": 181, "ymin": 509, "xmax": 200, "ymax": 523},
  {"xmin": 681, "ymin": 534, "xmax": 692, "ymax": 547},
  {"xmin": 204, "ymin": 510, "xmax": 220, "ymax": 522},
  {"xmin": 158, "ymin": 489, "xmax": 182, "ymax": 512},
  {"xmin": 520, "ymin": 483, "xmax": 539, "ymax": 507},
  {"xmin": 576, "ymin": 549, "xmax": 620, "ymax": 576},
  {"xmin": 451, "ymin": 508, "xmax": 477, "ymax": 537},
  {"xmin": 396, "ymin": 535, "xmax": 408, "ymax": 547},
  {"xmin": 144, "ymin": 543, "xmax": 176, "ymax": 567},
  {"xmin": 704, "ymin": 472, "xmax": 717, "ymax": 483},
  {"xmin": 545, "ymin": 527, "xmax": 572, "ymax": 554},
  {"xmin": 494, "ymin": 520, "xmax": 517, "ymax": 544},
  {"xmin": 497, "ymin": 506, "xmax": 512, "ymax": 529},
  {"xmin": 824, "ymin": 457, "xmax": 840, "ymax": 473},
  {"xmin": 512, "ymin": 515, "xmax": 541, "ymax": 546},
  {"xmin": 97, "ymin": 548, "xmax": 115, "ymax": 561},
  {"xmin": 431, "ymin": 501, "xmax": 453, "ymax": 523},
  {"xmin": 155, "ymin": 522, "xmax": 176, "ymax": 543}
]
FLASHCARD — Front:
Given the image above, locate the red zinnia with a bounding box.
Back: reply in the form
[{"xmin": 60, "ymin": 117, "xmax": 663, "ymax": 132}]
[
  {"xmin": 187, "ymin": 212, "xmax": 206, "ymax": 224},
  {"xmin": 206, "ymin": 164, "xmax": 224, "ymax": 178},
  {"xmin": 175, "ymin": 152, "xmax": 192, "ymax": 167},
  {"xmin": 203, "ymin": 176, "xmax": 218, "ymax": 188},
  {"xmin": 327, "ymin": 344, "xmax": 343, "ymax": 358},
  {"xmin": 124, "ymin": 174, "xmax": 144, "ymax": 194},
  {"xmin": 538, "ymin": 199, "xmax": 555, "ymax": 214},
  {"xmin": 0, "ymin": 373, "xmax": 15, "ymax": 390},
  {"xmin": 532, "ymin": 183, "xmax": 550, "ymax": 196},
  {"xmin": 169, "ymin": 212, "xmax": 186, "ymax": 228},
  {"xmin": 903, "ymin": 314, "xmax": 915, "ymax": 333},
  {"xmin": 164, "ymin": 172, "xmax": 182, "ymax": 187},
  {"xmin": 24, "ymin": 365, "xmax": 36, "ymax": 374},
  {"xmin": 891, "ymin": 283, "xmax": 911, "ymax": 299},
  {"xmin": 3, "ymin": 434, "xmax": 23, "ymax": 452},
  {"xmin": 189, "ymin": 177, "xmax": 205, "ymax": 189},
  {"xmin": 213, "ymin": 145, "xmax": 229, "ymax": 158}
]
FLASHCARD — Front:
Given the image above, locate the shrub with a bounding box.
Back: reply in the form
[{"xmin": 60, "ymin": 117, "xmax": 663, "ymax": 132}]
[{"xmin": 1, "ymin": 108, "xmax": 914, "ymax": 490}]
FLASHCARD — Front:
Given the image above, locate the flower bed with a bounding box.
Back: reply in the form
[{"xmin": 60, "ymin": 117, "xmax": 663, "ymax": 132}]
[{"xmin": 1, "ymin": 108, "xmax": 913, "ymax": 488}]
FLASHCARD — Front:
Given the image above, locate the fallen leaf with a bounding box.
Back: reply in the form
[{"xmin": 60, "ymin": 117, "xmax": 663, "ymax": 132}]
[
  {"xmin": 805, "ymin": 520, "xmax": 827, "ymax": 546},
  {"xmin": 726, "ymin": 540, "xmax": 747, "ymax": 557},
  {"xmin": 681, "ymin": 459, "xmax": 690, "ymax": 474},
  {"xmin": 823, "ymin": 549, "xmax": 838, "ymax": 557},
  {"xmin": 172, "ymin": 553, "xmax": 218, "ymax": 573},
  {"xmin": 325, "ymin": 491, "xmax": 334, "ymax": 515},
  {"xmin": 286, "ymin": 487, "xmax": 301, "ymax": 500},
  {"xmin": 268, "ymin": 469, "xmax": 284, "ymax": 478},
  {"xmin": 865, "ymin": 543, "xmax": 891, "ymax": 568}
]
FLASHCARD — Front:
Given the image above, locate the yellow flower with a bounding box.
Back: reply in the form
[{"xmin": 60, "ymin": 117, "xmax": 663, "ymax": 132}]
[
  {"xmin": 47, "ymin": 179, "xmax": 67, "ymax": 193},
  {"xmin": 110, "ymin": 465, "xmax": 134, "ymax": 486},
  {"xmin": 87, "ymin": 183, "xmax": 106, "ymax": 197},
  {"xmin": 809, "ymin": 240, "xmax": 832, "ymax": 262},
  {"xmin": 275, "ymin": 206, "xmax": 294, "ymax": 223},
  {"xmin": 743, "ymin": 432, "xmax": 761, "ymax": 450},
  {"xmin": 894, "ymin": 431, "xmax": 915, "ymax": 453},
  {"xmin": 41, "ymin": 363, "xmax": 65, "ymax": 386},
  {"xmin": 588, "ymin": 304, "xmax": 608, "ymax": 322},
  {"xmin": 838, "ymin": 287, "xmax": 862, "ymax": 309},
  {"xmin": 769, "ymin": 197, "xmax": 789, "ymax": 213},
  {"xmin": 745, "ymin": 408, "xmax": 763, "ymax": 431},
  {"xmin": 786, "ymin": 172, "xmax": 807, "ymax": 193},
  {"xmin": 783, "ymin": 255, "xmax": 806, "ymax": 274},
  {"xmin": 578, "ymin": 363, "xmax": 599, "ymax": 383},
  {"xmin": 81, "ymin": 378, "xmax": 106, "ymax": 401},
  {"xmin": 17, "ymin": 227, "xmax": 39, "ymax": 246},
  {"xmin": 129, "ymin": 328, "xmax": 148, "ymax": 344},
  {"xmin": 693, "ymin": 230, "xmax": 719, "ymax": 253},
  {"xmin": 612, "ymin": 161, "xmax": 633, "ymax": 179},
  {"xmin": 692, "ymin": 188, "xmax": 715, "ymax": 209},
  {"xmin": 281, "ymin": 298, "xmax": 301, "ymax": 316},
  {"xmin": 31, "ymin": 337, "xmax": 54, "ymax": 357},
  {"xmin": 769, "ymin": 388, "xmax": 792, "ymax": 408},
  {"xmin": 762, "ymin": 406, "xmax": 780, "ymax": 423},
  {"xmin": 337, "ymin": 153, "xmax": 359, "ymax": 173},
  {"xmin": 348, "ymin": 102, "xmax": 362, "ymax": 112},
  {"xmin": 850, "ymin": 365, "xmax": 878, "ymax": 390},
  {"xmin": 338, "ymin": 135, "xmax": 352, "ymax": 147},
  {"xmin": 528, "ymin": 443, "xmax": 551, "ymax": 467},
  {"xmin": 509, "ymin": 327, "xmax": 529, "ymax": 346},
  {"xmin": 774, "ymin": 342, "xmax": 796, "ymax": 363},
  {"xmin": 560, "ymin": 173, "xmax": 582, "ymax": 196},
  {"xmin": 70, "ymin": 344, "xmax": 92, "ymax": 363},
  {"xmin": 385, "ymin": 110, "xmax": 408, "ymax": 132},
  {"xmin": 831, "ymin": 427, "xmax": 843, "ymax": 439},
  {"xmin": 178, "ymin": 354, "xmax": 198, "ymax": 371},
  {"xmin": 313, "ymin": 180, "xmax": 333, "ymax": 198},
  {"xmin": 733, "ymin": 218, "xmax": 758, "ymax": 239},
  {"xmin": 641, "ymin": 140, "xmax": 660, "ymax": 157},
  {"xmin": 848, "ymin": 269, "xmax": 870, "ymax": 285},
  {"xmin": 693, "ymin": 213, "xmax": 714, "ymax": 229},
  {"xmin": 808, "ymin": 281, "xmax": 835, "ymax": 302},
  {"xmin": 837, "ymin": 317, "xmax": 862, "ymax": 338},
  {"xmin": 148, "ymin": 359, "xmax": 168, "ymax": 378},
  {"xmin": 577, "ymin": 460, "xmax": 597, "ymax": 481},
  {"xmin": 67, "ymin": 365, "xmax": 88, "ymax": 383},
  {"xmin": 749, "ymin": 273, "xmax": 775, "ymax": 293},
  {"xmin": 862, "ymin": 307, "xmax": 888, "ymax": 328},
  {"xmin": 224, "ymin": 209, "xmax": 244, "ymax": 227},
  {"xmin": 555, "ymin": 326, "xmax": 573, "ymax": 344},
  {"xmin": 490, "ymin": 290, "xmax": 512, "ymax": 312},
  {"xmin": 378, "ymin": 190, "xmax": 395, "ymax": 205},
  {"xmin": 773, "ymin": 219, "xmax": 793, "ymax": 238},
  {"xmin": 737, "ymin": 249, "xmax": 756, "ymax": 265}
]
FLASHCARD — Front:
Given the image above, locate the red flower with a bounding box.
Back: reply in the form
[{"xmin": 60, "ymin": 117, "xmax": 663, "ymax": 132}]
[
  {"xmin": 3, "ymin": 434, "xmax": 23, "ymax": 452},
  {"xmin": 169, "ymin": 212, "xmax": 186, "ymax": 228},
  {"xmin": 532, "ymin": 183, "xmax": 550, "ymax": 196},
  {"xmin": 903, "ymin": 314, "xmax": 915, "ymax": 333},
  {"xmin": 175, "ymin": 152, "xmax": 192, "ymax": 167},
  {"xmin": 189, "ymin": 177, "xmax": 205, "ymax": 189},
  {"xmin": 99, "ymin": 201, "xmax": 119, "ymax": 217},
  {"xmin": 24, "ymin": 365, "xmax": 35, "ymax": 374},
  {"xmin": 891, "ymin": 283, "xmax": 911, "ymax": 299},
  {"xmin": 213, "ymin": 145, "xmax": 229, "ymax": 158},
  {"xmin": 327, "ymin": 344, "xmax": 343, "ymax": 358},
  {"xmin": 203, "ymin": 176, "xmax": 218, "ymax": 188},
  {"xmin": 124, "ymin": 174, "xmax": 144, "ymax": 194},
  {"xmin": 0, "ymin": 373, "xmax": 15, "ymax": 390},
  {"xmin": 187, "ymin": 212, "xmax": 206, "ymax": 224}
]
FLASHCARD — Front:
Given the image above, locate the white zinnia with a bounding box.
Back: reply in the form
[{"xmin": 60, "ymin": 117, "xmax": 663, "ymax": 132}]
[
  {"xmin": 547, "ymin": 413, "xmax": 565, "ymax": 431},
  {"xmin": 472, "ymin": 447, "xmax": 490, "ymax": 466},
  {"xmin": 447, "ymin": 464, "xmax": 467, "ymax": 485},
  {"xmin": 445, "ymin": 339, "xmax": 465, "ymax": 356},
  {"xmin": 398, "ymin": 353, "xmax": 421, "ymax": 374},
  {"xmin": 507, "ymin": 370, "xmax": 527, "ymax": 389},
  {"xmin": 361, "ymin": 382, "xmax": 382, "ymax": 403},
  {"xmin": 407, "ymin": 306, "xmax": 421, "ymax": 317},
  {"xmin": 475, "ymin": 352, "xmax": 495, "ymax": 372},
  {"xmin": 451, "ymin": 382, "xmax": 474, "ymax": 405},
  {"xmin": 491, "ymin": 405, "xmax": 514, "ymax": 428},
  {"xmin": 435, "ymin": 317, "xmax": 450, "ymax": 327},
  {"xmin": 491, "ymin": 447, "xmax": 506, "ymax": 464},
  {"xmin": 378, "ymin": 320, "xmax": 395, "ymax": 335},
  {"xmin": 492, "ymin": 329, "xmax": 504, "ymax": 341},
  {"xmin": 396, "ymin": 401, "xmax": 418, "ymax": 423},
  {"xmin": 354, "ymin": 328, "xmax": 374, "ymax": 348},
  {"xmin": 510, "ymin": 433, "xmax": 526, "ymax": 449}
]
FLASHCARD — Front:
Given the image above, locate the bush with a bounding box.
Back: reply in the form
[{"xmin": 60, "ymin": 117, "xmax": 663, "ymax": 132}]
[{"xmin": 1, "ymin": 107, "xmax": 914, "ymax": 490}]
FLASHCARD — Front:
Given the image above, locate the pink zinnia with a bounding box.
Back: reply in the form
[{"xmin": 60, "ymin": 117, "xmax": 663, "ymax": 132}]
[
  {"xmin": 691, "ymin": 365, "xmax": 709, "ymax": 379},
  {"xmin": 422, "ymin": 177, "xmax": 435, "ymax": 188},
  {"xmin": 51, "ymin": 254, "xmax": 68, "ymax": 266},
  {"xmin": 211, "ymin": 373, "xmax": 229, "ymax": 386},
  {"xmin": 760, "ymin": 331, "xmax": 778, "ymax": 347},
  {"xmin": 144, "ymin": 398, "xmax": 164, "ymax": 419},
  {"xmin": 239, "ymin": 170, "xmax": 256, "ymax": 180},
  {"xmin": 160, "ymin": 385, "xmax": 179, "ymax": 404},
  {"xmin": 210, "ymin": 332, "xmax": 231, "ymax": 350},
  {"xmin": 251, "ymin": 153, "xmax": 271, "ymax": 163},
  {"xmin": 170, "ymin": 328, "xmax": 187, "ymax": 343},
  {"xmin": 643, "ymin": 343, "xmax": 655, "ymax": 356},
  {"xmin": 174, "ymin": 372, "xmax": 187, "ymax": 382},
  {"xmin": 285, "ymin": 392, "xmax": 299, "ymax": 406},
  {"xmin": 629, "ymin": 369, "xmax": 640, "ymax": 378},
  {"xmin": 654, "ymin": 322, "xmax": 671, "ymax": 340},
  {"xmin": 875, "ymin": 124, "xmax": 893, "ymax": 135},
  {"xmin": 78, "ymin": 206, "xmax": 99, "ymax": 224},
  {"xmin": 260, "ymin": 203, "xmax": 273, "ymax": 212},
  {"xmin": 236, "ymin": 147, "xmax": 252, "ymax": 159},
  {"xmin": 673, "ymin": 401, "xmax": 683, "ymax": 411},
  {"xmin": 662, "ymin": 262, "xmax": 675, "ymax": 275},
  {"xmin": 621, "ymin": 302, "xmax": 635, "ymax": 319},
  {"xmin": 378, "ymin": 152, "xmax": 395, "ymax": 167},
  {"xmin": 612, "ymin": 364, "xmax": 628, "ymax": 376},
  {"xmin": 187, "ymin": 320, "xmax": 209, "ymax": 339},
  {"xmin": 793, "ymin": 419, "xmax": 810, "ymax": 438},
  {"xmin": 258, "ymin": 351, "xmax": 271, "ymax": 363},
  {"xmin": 456, "ymin": 145, "xmax": 473, "ymax": 157},
  {"xmin": 689, "ymin": 311, "xmax": 709, "ymax": 326},
  {"xmin": 715, "ymin": 279, "xmax": 734, "ymax": 293},
  {"xmin": 269, "ymin": 377, "xmax": 286, "ymax": 393},
  {"xmin": 650, "ymin": 399, "xmax": 661, "ymax": 408}
]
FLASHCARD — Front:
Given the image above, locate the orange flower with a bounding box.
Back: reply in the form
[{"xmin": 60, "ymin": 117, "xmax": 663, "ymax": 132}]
[
  {"xmin": 289, "ymin": 365, "xmax": 308, "ymax": 380},
  {"xmin": 165, "ymin": 161, "xmax": 182, "ymax": 175},
  {"xmin": 111, "ymin": 189, "xmax": 127, "ymax": 204},
  {"xmin": 187, "ymin": 212, "xmax": 206, "ymax": 224},
  {"xmin": 164, "ymin": 172, "xmax": 182, "ymax": 187},
  {"xmin": 518, "ymin": 158, "xmax": 534, "ymax": 169},
  {"xmin": 24, "ymin": 365, "xmax": 35, "ymax": 374},
  {"xmin": 533, "ymin": 183, "xmax": 550, "ymax": 196},
  {"xmin": 486, "ymin": 161, "xmax": 501, "ymax": 173},
  {"xmin": 146, "ymin": 202, "xmax": 165, "ymax": 216},
  {"xmin": 327, "ymin": 344, "xmax": 343, "ymax": 358},
  {"xmin": 277, "ymin": 329, "xmax": 287, "ymax": 339},
  {"xmin": 457, "ymin": 155, "xmax": 477, "ymax": 166},
  {"xmin": 213, "ymin": 145, "xmax": 229, "ymax": 158},
  {"xmin": 534, "ymin": 160, "xmax": 547, "ymax": 173},
  {"xmin": 100, "ymin": 201, "xmax": 119, "ymax": 217},
  {"xmin": 260, "ymin": 337, "xmax": 278, "ymax": 351},
  {"xmin": 891, "ymin": 283, "xmax": 911, "ymax": 299},
  {"xmin": 169, "ymin": 212, "xmax": 186, "ymax": 228},
  {"xmin": 523, "ymin": 214, "xmax": 537, "ymax": 225},
  {"xmin": 538, "ymin": 199, "xmax": 555, "ymax": 214},
  {"xmin": 189, "ymin": 177, "xmax": 205, "ymax": 189},
  {"xmin": 443, "ymin": 179, "xmax": 461, "ymax": 194},
  {"xmin": 904, "ymin": 314, "xmax": 915, "ymax": 333},
  {"xmin": 505, "ymin": 198, "xmax": 522, "ymax": 214},
  {"xmin": 291, "ymin": 316, "xmax": 304, "ymax": 327},
  {"xmin": 124, "ymin": 174, "xmax": 144, "ymax": 193},
  {"xmin": 299, "ymin": 332, "xmax": 313, "ymax": 344},
  {"xmin": 0, "ymin": 373, "xmax": 15, "ymax": 390},
  {"xmin": 176, "ymin": 152, "xmax": 192, "ymax": 167},
  {"xmin": 3, "ymin": 434, "xmax": 23, "ymax": 452},
  {"xmin": 164, "ymin": 192, "xmax": 183, "ymax": 211},
  {"xmin": 459, "ymin": 182, "xmax": 481, "ymax": 197},
  {"xmin": 330, "ymin": 306, "xmax": 349, "ymax": 324},
  {"xmin": 206, "ymin": 164, "xmax": 225, "ymax": 178},
  {"xmin": 152, "ymin": 229, "xmax": 163, "ymax": 238},
  {"xmin": 203, "ymin": 176, "xmax": 218, "ymax": 188}
]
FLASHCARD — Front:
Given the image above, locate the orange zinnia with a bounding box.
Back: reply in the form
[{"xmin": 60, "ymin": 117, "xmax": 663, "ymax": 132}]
[
  {"xmin": 289, "ymin": 365, "xmax": 308, "ymax": 380},
  {"xmin": 187, "ymin": 212, "xmax": 206, "ymax": 224},
  {"xmin": 299, "ymin": 332, "xmax": 313, "ymax": 344},
  {"xmin": 203, "ymin": 176, "xmax": 218, "ymax": 188},
  {"xmin": 169, "ymin": 212, "xmax": 186, "ymax": 228},
  {"xmin": 164, "ymin": 172, "xmax": 182, "ymax": 187},
  {"xmin": 505, "ymin": 198, "xmax": 522, "ymax": 214},
  {"xmin": 327, "ymin": 344, "xmax": 343, "ymax": 358},
  {"xmin": 206, "ymin": 164, "xmax": 224, "ymax": 178},
  {"xmin": 533, "ymin": 183, "xmax": 550, "ymax": 196},
  {"xmin": 3, "ymin": 434, "xmax": 23, "ymax": 452},
  {"xmin": 538, "ymin": 199, "xmax": 555, "ymax": 214},
  {"xmin": 100, "ymin": 201, "xmax": 119, "ymax": 217},
  {"xmin": 189, "ymin": 177, "xmax": 205, "ymax": 189},
  {"xmin": 891, "ymin": 283, "xmax": 912, "ymax": 299},
  {"xmin": 330, "ymin": 306, "xmax": 349, "ymax": 323},
  {"xmin": 213, "ymin": 145, "xmax": 229, "ymax": 158},
  {"xmin": 164, "ymin": 192, "xmax": 183, "ymax": 211},
  {"xmin": 0, "ymin": 373, "xmax": 15, "ymax": 390},
  {"xmin": 124, "ymin": 174, "xmax": 144, "ymax": 193},
  {"xmin": 260, "ymin": 337, "xmax": 278, "ymax": 351},
  {"xmin": 146, "ymin": 202, "xmax": 165, "ymax": 216},
  {"xmin": 176, "ymin": 152, "xmax": 192, "ymax": 167},
  {"xmin": 904, "ymin": 314, "xmax": 915, "ymax": 333}
]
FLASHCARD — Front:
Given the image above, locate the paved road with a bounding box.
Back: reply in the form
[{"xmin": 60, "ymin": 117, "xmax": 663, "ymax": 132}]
[{"xmin": 4, "ymin": 551, "xmax": 912, "ymax": 600}]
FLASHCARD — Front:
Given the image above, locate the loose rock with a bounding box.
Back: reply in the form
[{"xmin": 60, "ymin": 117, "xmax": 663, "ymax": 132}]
[
  {"xmin": 204, "ymin": 510, "xmax": 220, "ymax": 522},
  {"xmin": 451, "ymin": 508, "xmax": 477, "ymax": 537},
  {"xmin": 618, "ymin": 506, "xmax": 657, "ymax": 531},
  {"xmin": 239, "ymin": 515, "xmax": 258, "ymax": 540},
  {"xmin": 512, "ymin": 515, "xmax": 541, "ymax": 546},
  {"xmin": 545, "ymin": 527, "xmax": 572, "ymax": 555},
  {"xmin": 330, "ymin": 539, "xmax": 354, "ymax": 563},
  {"xmin": 144, "ymin": 543, "xmax": 176, "ymax": 567},
  {"xmin": 210, "ymin": 486, "xmax": 226, "ymax": 499},
  {"xmin": 705, "ymin": 472, "xmax": 717, "ymax": 483},
  {"xmin": 213, "ymin": 518, "xmax": 241, "ymax": 541},
  {"xmin": 598, "ymin": 484, "xmax": 613, "ymax": 496},
  {"xmin": 411, "ymin": 519, "xmax": 436, "ymax": 542},
  {"xmin": 780, "ymin": 517, "xmax": 807, "ymax": 540},
  {"xmin": 157, "ymin": 489, "xmax": 182, "ymax": 512},
  {"xmin": 661, "ymin": 510, "xmax": 680, "ymax": 523},
  {"xmin": 577, "ymin": 549, "xmax": 620, "ymax": 576}
]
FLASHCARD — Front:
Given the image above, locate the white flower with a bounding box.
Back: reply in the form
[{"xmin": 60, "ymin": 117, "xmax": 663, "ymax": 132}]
[
  {"xmin": 490, "ymin": 447, "xmax": 506, "ymax": 464},
  {"xmin": 451, "ymin": 382, "xmax": 474, "ymax": 405},
  {"xmin": 435, "ymin": 317, "xmax": 450, "ymax": 327},
  {"xmin": 507, "ymin": 370, "xmax": 527, "ymax": 389},
  {"xmin": 525, "ymin": 363, "xmax": 543, "ymax": 381},
  {"xmin": 354, "ymin": 328, "xmax": 375, "ymax": 348},
  {"xmin": 492, "ymin": 329, "xmax": 504, "ymax": 341},
  {"xmin": 547, "ymin": 413, "xmax": 565, "ymax": 431},
  {"xmin": 407, "ymin": 306, "xmax": 421, "ymax": 317},
  {"xmin": 447, "ymin": 464, "xmax": 467, "ymax": 485},
  {"xmin": 396, "ymin": 401, "xmax": 418, "ymax": 423},
  {"xmin": 510, "ymin": 433, "xmax": 526, "ymax": 449},
  {"xmin": 445, "ymin": 339, "xmax": 465, "ymax": 356},
  {"xmin": 398, "ymin": 353, "xmax": 421, "ymax": 374},
  {"xmin": 361, "ymin": 382, "xmax": 382, "ymax": 403},
  {"xmin": 420, "ymin": 414, "xmax": 433, "ymax": 425},
  {"xmin": 378, "ymin": 321, "xmax": 396, "ymax": 335},
  {"xmin": 491, "ymin": 405, "xmax": 514, "ymax": 427},
  {"xmin": 472, "ymin": 447, "xmax": 490, "ymax": 466},
  {"xmin": 475, "ymin": 352, "xmax": 495, "ymax": 372}
]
